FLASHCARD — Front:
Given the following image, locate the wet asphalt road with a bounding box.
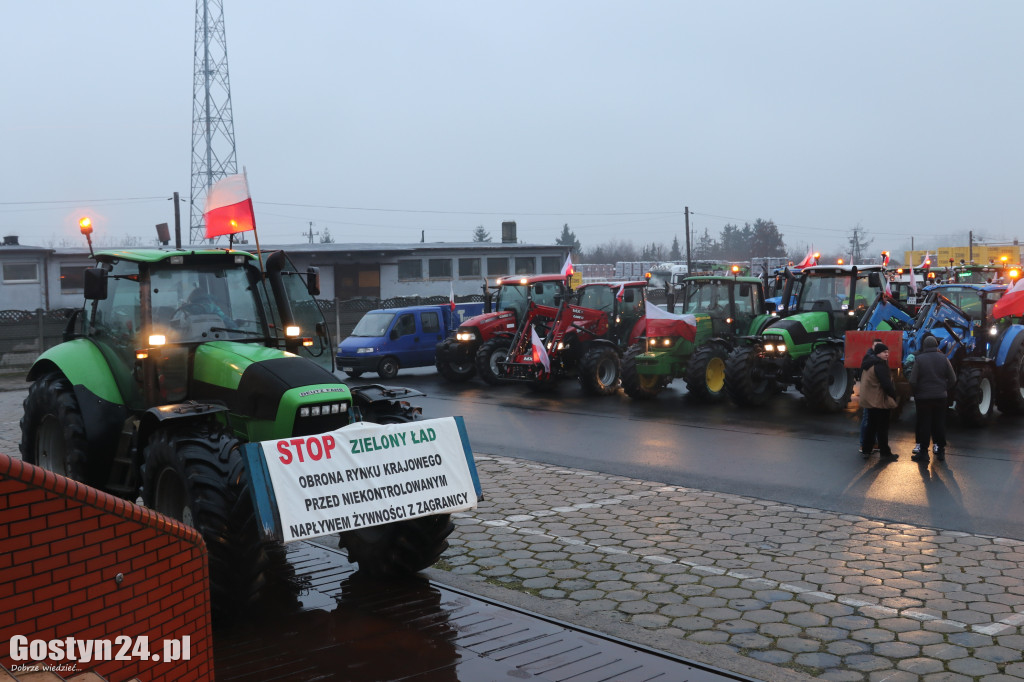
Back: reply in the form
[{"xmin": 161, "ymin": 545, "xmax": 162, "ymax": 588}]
[{"xmin": 367, "ymin": 368, "xmax": 1024, "ymax": 541}]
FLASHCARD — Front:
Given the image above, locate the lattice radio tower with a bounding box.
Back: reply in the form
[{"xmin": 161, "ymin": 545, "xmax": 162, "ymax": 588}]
[{"xmin": 189, "ymin": 0, "xmax": 239, "ymax": 244}]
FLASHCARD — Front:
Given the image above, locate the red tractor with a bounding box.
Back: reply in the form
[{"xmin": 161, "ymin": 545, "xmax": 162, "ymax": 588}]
[
  {"xmin": 496, "ymin": 281, "xmax": 648, "ymax": 394},
  {"xmin": 434, "ymin": 274, "xmax": 570, "ymax": 384}
]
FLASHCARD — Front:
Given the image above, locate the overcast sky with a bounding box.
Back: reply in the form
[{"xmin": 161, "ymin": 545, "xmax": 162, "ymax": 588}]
[{"xmin": 2, "ymin": 1, "xmax": 1021, "ymax": 259}]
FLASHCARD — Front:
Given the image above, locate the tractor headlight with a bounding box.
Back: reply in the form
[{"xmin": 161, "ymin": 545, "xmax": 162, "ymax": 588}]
[
  {"xmin": 777, "ymin": 344, "xmax": 786, "ymax": 353},
  {"xmin": 357, "ymin": 347, "xmax": 374, "ymax": 353},
  {"xmin": 990, "ymin": 325, "xmax": 999, "ymax": 336},
  {"xmin": 764, "ymin": 343, "xmax": 774, "ymax": 352},
  {"xmin": 285, "ymin": 325, "xmax": 301, "ymax": 337},
  {"xmin": 456, "ymin": 331, "xmax": 477, "ymax": 341}
]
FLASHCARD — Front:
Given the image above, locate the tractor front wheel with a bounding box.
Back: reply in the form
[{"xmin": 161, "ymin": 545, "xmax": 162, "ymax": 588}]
[
  {"xmin": 685, "ymin": 343, "xmax": 730, "ymax": 402},
  {"xmin": 475, "ymin": 338, "xmax": 511, "ymax": 385},
  {"xmin": 724, "ymin": 346, "xmax": 775, "ymax": 407},
  {"xmin": 996, "ymin": 337, "xmax": 1024, "ymax": 415},
  {"xmin": 955, "ymin": 365, "xmax": 996, "ymax": 426},
  {"xmin": 142, "ymin": 424, "xmax": 282, "ymax": 620},
  {"xmin": 20, "ymin": 372, "xmax": 91, "ymax": 485},
  {"xmin": 621, "ymin": 345, "xmax": 667, "ymax": 400},
  {"xmin": 339, "ymin": 514, "xmax": 454, "ymax": 577},
  {"xmin": 802, "ymin": 346, "xmax": 854, "ymax": 413},
  {"xmin": 435, "ymin": 358, "xmax": 476, "ymax": 382},
  {"xmin": 578, "ymin": 345, "xmax": 621, "ymax": 396}
]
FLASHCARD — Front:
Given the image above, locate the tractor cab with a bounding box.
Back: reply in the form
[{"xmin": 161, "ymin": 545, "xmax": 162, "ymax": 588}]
[
  {"xmin": 575, "ymin": 281, "xmax": 647, "ymax": 347},
  {"xmin": 786, "ymin": 265, "xmax": 883, "ymax": 334},
  {"xmin": 677, "ymin": 275, "xmax": 768, "ymax": 338}
]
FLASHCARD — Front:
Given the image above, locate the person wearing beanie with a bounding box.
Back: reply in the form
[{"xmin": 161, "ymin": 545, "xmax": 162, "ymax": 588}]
[
  {"xmin": 857, "ymin": 339, "xmax": 883, "ymax": 453},
  {"xmin": 910, "ymin": 334, "xmax": 957, "ymax": 462},
  {"xmin": 860, "ymin": 342, "xmax": 899, "ymax": 459}
]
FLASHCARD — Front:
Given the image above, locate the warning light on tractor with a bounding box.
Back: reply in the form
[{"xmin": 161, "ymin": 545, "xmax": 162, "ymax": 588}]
[{"xmin": 79, "ymin": 217, "xmax": 93, "ymax": 235}]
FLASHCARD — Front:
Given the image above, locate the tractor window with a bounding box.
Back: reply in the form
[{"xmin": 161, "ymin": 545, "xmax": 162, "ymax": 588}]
[
  {"xmin": 150, "ymin": 265, "xmax": 262, "ymax": 343},
  {"xmin": 578, "ymin": 286, "xmax": 614, "ymax": 312},
  {"xmin": 681, "ymin": 282, "xmax": 723, "ymax": 314},
  {"xmin": 87, "ymin": 260, "xmax": 143, "ymax": 407},
  {"xmin": 531, "ymin": 282, "xmax": 562, "ymax": 308},
  {"xmin": 494, "ymin": 284, "xmax": 529, "ymax": 318}
]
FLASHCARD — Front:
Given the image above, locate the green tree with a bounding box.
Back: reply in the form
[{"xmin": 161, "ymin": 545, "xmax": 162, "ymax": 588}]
[
  {"xmin": 719, "ymin": 223, "xmax": 754, "ymax": 260},
  {"xmin": 749, "ymin": 219, "xmax": 785, "ymax": 257},
  {"xmin": 556, "ymin": 223, "xmax": 582, "ymax": 254},
  {"xmin": 472, "ymin": 225, "xmax": 492, "ymax": 242},
  {"xmin": 669, "ymin": 235, "xmax": 682, "ymax": 260},
  {"xmin": 694, "ymin": 228, "xmax": 718, "ymax": 260}
]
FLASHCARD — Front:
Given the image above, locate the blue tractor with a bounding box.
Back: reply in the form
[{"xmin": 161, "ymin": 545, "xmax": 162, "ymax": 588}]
[{"xmin": 906, "ymin": 283, "xmax": 1024, "ymax": 425}]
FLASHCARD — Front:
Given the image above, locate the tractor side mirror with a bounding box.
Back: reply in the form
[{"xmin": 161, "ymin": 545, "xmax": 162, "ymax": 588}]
[
  {"xmin": 306, "ymin": 267, "xmax": 320, "ymax": 296},
  {"xmin": 83, "ymin": 268, "xmax": 108, "ymax": 300},
  {"xmin": 867, "ymin": 272, "xmax": 881, "ymax": 288}
]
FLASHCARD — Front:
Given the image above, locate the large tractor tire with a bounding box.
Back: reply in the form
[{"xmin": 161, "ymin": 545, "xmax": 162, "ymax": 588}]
[
  {"xmin": 724, "ymin": 346, "xmax": 775, "ymax": 407},
  {"xmin": 621, "ymin": 345, "xmax": 667, "ymax": 400},
  {"xmin": 475, "ymin": 337, "xmax": 511, "ymax": 385},
  {"xmin": 801, "ymin": 346, "xmax": 854, "ymax": 413},
  {"xmin": 685, "ymin": 343, "xmax": 730, "ymax": 402},
  {"xmin": 435, "ymin": 358, "xmax": 476, "ymax": 382},
  {"xmin": 955, "ymin": 365, "xmax": 996, "ymax": 427},
  {"xmin": 995, "ymin": 337, "xmax": 1024, "ymax": 415},
  {"xmin": 578, "ymin": 345, "xmax": 621, "ymax": 396},
  {"xmin": 20, "ymin": 372, "xmax": 91, "ymax": 485},
  {"xmin": 142, "ymin": 423, "xmax": 283, "ymax": 620},
  {"xmin": 339, "ymin": 514, "xmax": 454, "ymax": 577}
]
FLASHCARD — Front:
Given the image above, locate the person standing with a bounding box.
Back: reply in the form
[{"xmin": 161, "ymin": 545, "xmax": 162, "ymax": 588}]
[
  {"xmin": 857, "ymin": 338, "xmax": 882, "ymax": 453},
  {"xmin": 910, "ymin": 335, "xmax": 957, "ymax": 462},
  {"xmin": 860, "ymin": 342, "xmax": 899, "ymax": 459}
]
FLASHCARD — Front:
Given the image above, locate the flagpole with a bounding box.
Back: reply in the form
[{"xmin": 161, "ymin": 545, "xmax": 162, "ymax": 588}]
[{"xmin": 243, "ymin": 167, "xmax": 266, "ymax": 279}]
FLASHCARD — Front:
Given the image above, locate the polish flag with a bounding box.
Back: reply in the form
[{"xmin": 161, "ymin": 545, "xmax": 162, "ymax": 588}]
[
  {"xmin": 561, "ymin": 255, "xmax": 574, "ymax": 277},
  {"xmin": 449, "ymin": 281, "xmax": 456, "ymax": 311},
  {"xmin": 644, "ymin": 301, "xmax": 697, "ymax": 341},
  {"xmin": 796, "ymin": 249, "xmax": 817, "ymax": 268},
  {"xmin": 204, "ymin": 174, "xmax": 255, "ymax": 238},
  {"xmin": 884, "ymin": 277, "xmax": 892, "ymax": 297},
  {"xmin": 907, "ymin": 263, "xmax": 917, "ymax": 294},
  {"xmin": 616, "ymin": 283, "xmax": 625, "ymax": 302},
  {"xmin": 530, "ymin": 325, "xmax": 550, "ymax": 373}
]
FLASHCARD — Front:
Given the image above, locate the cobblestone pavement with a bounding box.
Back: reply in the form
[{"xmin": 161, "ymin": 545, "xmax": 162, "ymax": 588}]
[{"xmin": 6, "ymin": 382, "xmax": 1024, "ymax": 681}]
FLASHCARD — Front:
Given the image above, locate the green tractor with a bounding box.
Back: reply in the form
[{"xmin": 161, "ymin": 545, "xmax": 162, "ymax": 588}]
[
  {"xmin": 724, "ymin": 264, "xmax": 887, "ymax": 411},
  {"xmin": 20, "ymin": 244, "xmax": 453, "ymax": 615},
  {"xmin": 621, "ymin": 274, "xmax": 774, "ymax": 400}
]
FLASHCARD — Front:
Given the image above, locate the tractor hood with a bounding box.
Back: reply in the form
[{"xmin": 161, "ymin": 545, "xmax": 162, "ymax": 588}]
[
  {"xmin": 460, "ymin": 310, "xmax": 518, "ymax": 336},
  {"xmin": 192, "ymin": 341, "xmax": 347, "ymax": 420},
  {"xmin": 761, "ymin": 312, "xmax": 832, "ymax": 348}
]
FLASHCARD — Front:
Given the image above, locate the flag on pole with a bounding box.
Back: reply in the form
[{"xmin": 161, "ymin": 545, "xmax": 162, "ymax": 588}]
[
  {"xmin": 884, "ymin": 277, "xmax": 892, "ymax": 297},
  {"xmin": 561, "ymin": 254, "xmax": 574, "ymax": 277},
  {"xmin": 530, "ymin": 325, "xmax": 551, "ymax": 373},
  {"xmin": 449, "ymin": 281, "xmax": 456, "ymax": 312},
  {"xmin": 616, "ymin": 283, "xmax": 625, "ymax": 302},
  {"xmin": 796, "ymin": 249, "xmax": 817, "ymax": 268},
  {"xmin": 204, "ymin": 173, "xmax": 256, "ymax": 239},
  {"xmin": 993, "ymin": 276, "xmax": 1024, "ymax": 319},
  {"xmin": 908, "ymin": 262, "xmax": 917, "ymax": 294}
]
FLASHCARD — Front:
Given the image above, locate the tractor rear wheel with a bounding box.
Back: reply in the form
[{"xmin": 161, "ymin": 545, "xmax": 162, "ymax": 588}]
[
  {"xmin": 578, "ymin": 345, "xmax": 621, "ymax": 395},
  {"xmin": 621, "ymin": 345, "xmax": 667, "ymax": 399},
  {"xmin": 995, "ymin": 337, "xmax": 1024, "ymax": 415},
  {"xmin": 955, "ymin": 365, "xmax": 996, "ymax": 426},
  {"xmin": 685, "ymin": 343, "xmax": 729, "ymax": 402},
  {"xmin": 339, "ymin": 514, "xmax": 454, "ymax": 577},
  {"xmin": 435, "ymin": 358, "xmax": 476, "ymax": 382},
  {"xmin": 142, "ymin": 423, "xmax": 283, "ymax": 621},
  {"xmin": 20, "ymin": 372, "xmax": 91, "ymax": 485},
  {"xmin": 476, "ymin": 337, "xmax": 511, "ymax": 385},
  {"xmin": 801, "ymin": 346, "xmax": 854, "ymax": 412},
  {"xmin": 724, "ymin": 346, "xmax": 775, "ymax": 407}
]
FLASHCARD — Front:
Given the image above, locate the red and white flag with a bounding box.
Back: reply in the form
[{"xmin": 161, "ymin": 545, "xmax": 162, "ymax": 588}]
[
  {"xmin": 530, "ymin": 325, "xmax": 551, "ymax": 373},
  {"xmin": 796, "ymin": 249, "xmax": 817, "ymax": 268},
  {"xmin": 908, "ymin": 262, "xmax": 917, "ymax": 294},
  {"xmin": 616, "ymin": 283, "xmax": 625, "ymax": 302},
  {"xmin": 449, "ymin": 281, "xmax": 456, "ymax": 312},
  {"xmin": 561, "ymin": 254, "xmax": 574, "ymax": 277},
  {"xmin": 204, "ymin": 173, "xmax": 255, "ymax": 239},
  {"xmin": 992, "ymin": 276, "xmax": 1024, "ymax": 320},
  {"xmin": 884, "ymin": 277, "xmax": 892, "ymax": 297},
  {"xmin": 643, "ymin": 301, "xmax": 697, "ymax": 341}
]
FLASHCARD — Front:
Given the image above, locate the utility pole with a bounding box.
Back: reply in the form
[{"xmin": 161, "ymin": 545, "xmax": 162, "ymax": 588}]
[
  {"xmin": 969, "ymin": 230, "xmax": 974, "ymax": 262},
  {"xmin": 304, "ymin": 222, "xmax": 319, "ymax": 244},
  {"xmin": 684, "ymin": 206, "xmax": 692, "ymax": 273}
]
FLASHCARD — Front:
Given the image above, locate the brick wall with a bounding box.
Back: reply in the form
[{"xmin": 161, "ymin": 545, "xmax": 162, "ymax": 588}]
[{"xmin": 0, "ymin": 453, "xmax": 213, "ymax": 680}]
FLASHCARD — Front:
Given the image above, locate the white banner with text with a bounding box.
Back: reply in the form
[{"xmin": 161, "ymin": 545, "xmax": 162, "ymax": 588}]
[{"xmin": 252, "ymin": 417, "xmax": 479, "ymax": 542}]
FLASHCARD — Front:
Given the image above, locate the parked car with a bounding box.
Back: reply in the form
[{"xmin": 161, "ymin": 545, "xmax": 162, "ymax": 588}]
[{"xmin": 337, "ymin": 303, "xmax": 484, "ymax": 379}]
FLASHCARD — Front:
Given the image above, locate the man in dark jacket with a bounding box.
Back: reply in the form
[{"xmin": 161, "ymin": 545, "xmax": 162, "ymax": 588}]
[
  {"xmin": 910, "ymin": 335, "xmax": 957, "ymax": 462},
  {"xmin": 860, "ymin": 342, "xmax": 899, "ymax": 459}
]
